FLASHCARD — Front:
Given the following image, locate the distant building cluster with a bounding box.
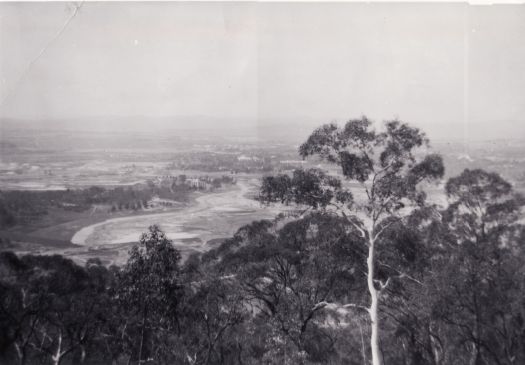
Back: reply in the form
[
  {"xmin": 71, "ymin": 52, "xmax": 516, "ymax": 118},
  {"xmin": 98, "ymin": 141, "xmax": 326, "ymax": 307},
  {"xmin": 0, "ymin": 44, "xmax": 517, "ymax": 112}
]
[
  {"xmin": 186, "ymin": 178, "xmax": 208, "ymax": 190},
  {"xmin": 151, "ymin": 174, "xmax": 236, "ymax": 192}
]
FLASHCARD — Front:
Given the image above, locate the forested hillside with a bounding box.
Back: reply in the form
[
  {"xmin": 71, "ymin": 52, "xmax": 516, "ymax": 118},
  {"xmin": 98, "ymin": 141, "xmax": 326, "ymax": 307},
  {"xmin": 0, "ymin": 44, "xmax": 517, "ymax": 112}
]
[{"xmin": 1, "ymin": 120, "xmax": 524, "ymax": 365}]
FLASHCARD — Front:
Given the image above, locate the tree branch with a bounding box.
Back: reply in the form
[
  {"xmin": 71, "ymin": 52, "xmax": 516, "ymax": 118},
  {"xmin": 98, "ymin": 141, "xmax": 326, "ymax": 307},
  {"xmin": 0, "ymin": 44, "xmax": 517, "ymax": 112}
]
[
  {"xmin": 377, "ymin": 261, "xmax": 424, "ymax": 286},
  {"xmin": 312, "ymin": 301, "xmax": 370, "ymax": 314},
  {"xmin": 340, "ymin": 210, "xmax": 366, "ymax": 238},
  {"xmin": 373, "ymin": 217, "xmax": 401, "ymax": 241}
]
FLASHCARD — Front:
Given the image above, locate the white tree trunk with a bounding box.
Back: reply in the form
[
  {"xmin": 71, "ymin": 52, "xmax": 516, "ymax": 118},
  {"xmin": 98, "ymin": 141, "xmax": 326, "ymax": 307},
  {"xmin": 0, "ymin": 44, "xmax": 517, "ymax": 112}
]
[
  {"xmin": 367, "ymin": 234, "xmax": 383, "ymax": 365},
  {"xmin": 80, "ymin": 345, "xmax": 86, "ymax": 363},
  {"xmin": 51, "ymin": 331, "xmax": 62, "ymax": 365},
  {"xmin": 14, "ymin": 342, "xmax": 24, "ymax": 365}
]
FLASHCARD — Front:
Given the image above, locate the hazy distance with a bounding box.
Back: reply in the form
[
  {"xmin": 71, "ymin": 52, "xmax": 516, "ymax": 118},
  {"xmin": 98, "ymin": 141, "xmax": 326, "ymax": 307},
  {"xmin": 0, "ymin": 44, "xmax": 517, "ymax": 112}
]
[{"xmin": 1, "ymin": 2, "xmax": 524, "ymax": 142}]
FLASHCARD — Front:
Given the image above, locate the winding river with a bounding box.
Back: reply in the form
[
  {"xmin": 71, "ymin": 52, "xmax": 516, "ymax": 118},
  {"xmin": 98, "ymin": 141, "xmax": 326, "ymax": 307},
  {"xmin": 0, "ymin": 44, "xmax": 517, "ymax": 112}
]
[{"xmin": 70, "ymin": 178, "xmax": 280, "ymax": 257}]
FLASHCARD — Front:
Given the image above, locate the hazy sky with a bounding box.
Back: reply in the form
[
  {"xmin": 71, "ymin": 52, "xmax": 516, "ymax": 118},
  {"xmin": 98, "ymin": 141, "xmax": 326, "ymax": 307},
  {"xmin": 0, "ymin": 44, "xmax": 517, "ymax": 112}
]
[{"xmin": 0, "ymin": 2, "xmax": 524, "ymax": 140}]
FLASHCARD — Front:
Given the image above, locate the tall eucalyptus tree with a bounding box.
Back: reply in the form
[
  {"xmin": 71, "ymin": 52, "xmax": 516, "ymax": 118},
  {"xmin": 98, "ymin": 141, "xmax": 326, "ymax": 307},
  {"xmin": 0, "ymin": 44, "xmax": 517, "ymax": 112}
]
[{"xmin": 259, "ymin": 117, "xmax": 444, "ymax": 365}]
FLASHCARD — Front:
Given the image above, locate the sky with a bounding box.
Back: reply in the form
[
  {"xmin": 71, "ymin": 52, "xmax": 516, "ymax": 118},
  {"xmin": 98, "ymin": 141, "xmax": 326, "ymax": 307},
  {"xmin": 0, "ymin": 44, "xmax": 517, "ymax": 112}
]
[{"xmin": 0, "ymin": 2, "xmax": 524, "ymax": 140}]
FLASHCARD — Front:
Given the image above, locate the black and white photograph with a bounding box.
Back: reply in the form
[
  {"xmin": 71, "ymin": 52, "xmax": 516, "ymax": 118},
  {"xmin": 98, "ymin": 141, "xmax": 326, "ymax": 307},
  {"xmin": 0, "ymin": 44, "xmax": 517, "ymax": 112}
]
[{"xmin": 1, "ymin": 1, "xmax": 525, "ymax": 364}]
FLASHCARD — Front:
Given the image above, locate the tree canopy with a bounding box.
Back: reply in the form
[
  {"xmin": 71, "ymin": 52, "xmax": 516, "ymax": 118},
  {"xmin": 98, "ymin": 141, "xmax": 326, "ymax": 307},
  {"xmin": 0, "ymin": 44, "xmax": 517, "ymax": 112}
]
[{"xmin": 1, "ymin": 119, "xmax": 524, "ymax": 365}]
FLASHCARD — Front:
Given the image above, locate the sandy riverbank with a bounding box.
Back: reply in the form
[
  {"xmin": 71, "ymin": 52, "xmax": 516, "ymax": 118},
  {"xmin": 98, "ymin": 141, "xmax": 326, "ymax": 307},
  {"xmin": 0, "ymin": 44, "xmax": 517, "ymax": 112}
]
[{"xmin": 70, "ymin": 178, "xmax": 278, "ymax": 247}]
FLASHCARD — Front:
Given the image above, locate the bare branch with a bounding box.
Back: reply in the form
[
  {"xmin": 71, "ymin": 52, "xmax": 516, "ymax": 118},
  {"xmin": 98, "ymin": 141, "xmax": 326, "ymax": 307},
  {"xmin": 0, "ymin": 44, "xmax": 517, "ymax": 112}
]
[
  {"xmin": 378, "ymin": 261, "xmax": 424, "ymax": 286},
  {"xmin": 379, "ymin": 278, "xmax": 391, "ymax": 291},
  {"xmin": 340, "ymin": 210, "xmax": 366, "ymax": 239},
  {"xmin": 394, "ymin": 272, "xmax": 423, "ymax": 286},
  {"xmin": 373, "ymin": 217, "xmax": 402, "ymax": 241},
  {"xmin": 342, "ymin": 303, "xmax": 370, "ymax": 313},
  {"xmin": 312, "ymin": 301, "xmax": 370, "ymax": 314}
]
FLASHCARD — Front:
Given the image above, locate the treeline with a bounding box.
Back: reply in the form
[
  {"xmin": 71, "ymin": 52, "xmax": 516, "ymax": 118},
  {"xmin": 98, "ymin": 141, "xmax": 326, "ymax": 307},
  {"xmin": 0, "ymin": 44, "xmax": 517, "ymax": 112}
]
[
  {"xmin": 0, "ymin": 184, "xmax": 191, "ymax": 229},
  {"xmin": 1, "ymin": 167, "xmax": 524, "ymax": 364},
  {"xmin": 0, "ymin": 226, "xmax": 246, "ymax": 365},
  {"xmin": 1, "ymin": 119, "xmax": 525, "ymax": 364}
]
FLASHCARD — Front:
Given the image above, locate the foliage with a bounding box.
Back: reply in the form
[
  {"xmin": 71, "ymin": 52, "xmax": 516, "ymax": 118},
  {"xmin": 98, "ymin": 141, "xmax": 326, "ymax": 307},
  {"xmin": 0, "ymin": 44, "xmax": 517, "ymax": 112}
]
[
  {"xmin": 260, "ymin": 117, "xmax": 445, "ymax": 365},
  {"xmin": 0, "ymin": 183, "xmax": 192, "ymax": 229},
  {"xmin": 0, "ymin": 120, "xmax": 524, "ymax": 364}
]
